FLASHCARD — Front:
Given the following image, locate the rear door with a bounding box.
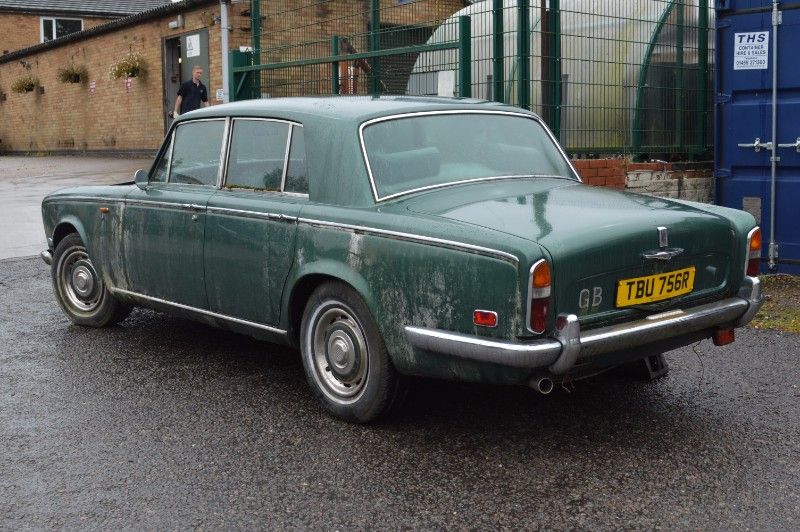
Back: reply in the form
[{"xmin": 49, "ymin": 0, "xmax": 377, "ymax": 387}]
[
  {"xmin": 123, "ymin": 118, "xmax": 227, "ymax": 308},
  {"xmin": 204, "ymin": 119, "xmax": 309, "ymax": 327},
  {"xmin": 716, "ymin": 3, "xmax": 800, "ymax": 273}
]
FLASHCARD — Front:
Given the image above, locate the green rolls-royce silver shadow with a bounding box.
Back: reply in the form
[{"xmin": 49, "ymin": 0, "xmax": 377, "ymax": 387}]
[{"xmin": 40, "ymin": 96, "xmax": 763, "ymax": 422}]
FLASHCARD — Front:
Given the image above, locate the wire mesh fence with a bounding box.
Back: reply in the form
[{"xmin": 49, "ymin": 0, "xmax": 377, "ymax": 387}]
[{"xmin": 232, "ymin": 0, "xmax": 713, "ymax": 158}]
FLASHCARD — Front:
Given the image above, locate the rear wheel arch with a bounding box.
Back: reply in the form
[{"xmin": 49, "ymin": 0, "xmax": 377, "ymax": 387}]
[{"xmin": 285, "ymin": 265, "xmax": 378, "ymax": 346}]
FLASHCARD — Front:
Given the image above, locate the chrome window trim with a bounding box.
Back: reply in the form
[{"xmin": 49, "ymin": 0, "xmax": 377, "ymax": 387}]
[
  {"xmin": 109, "ymin": 287, "xmax": 287, "ymax": 336},
  {"xmin": 168, "ymin": 117, "xmax": 228, "ymax": 187},
  {"xmin": 222, "ymin": 117, "xmax": 302, "ymax": 192},
  {"xmin": 526, "ymin": 258, "xmax": 552, "ymax": 334},
  {"xmin": 280, "ymin": 125, "xmax": 294, "ymax": 192},
  {"xmin": 358, "ymin": 109, "xmax": 582, "ymax": 203},
  {"xmin": 216, "ymin": 117, "xmax": 232, "ymax": 188},
  {"xmin": 296, "ymin": 216, "xmax": 519, "ymax": 266}
]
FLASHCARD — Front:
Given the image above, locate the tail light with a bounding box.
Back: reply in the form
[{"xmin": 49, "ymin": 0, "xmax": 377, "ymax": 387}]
[
  {"xmin": 745, "ymin": 227, "xmax": 761, "ymax": 277},
  {"xmin": 527, "ymin": 259, "xmax": 551, "ymax": 334}
]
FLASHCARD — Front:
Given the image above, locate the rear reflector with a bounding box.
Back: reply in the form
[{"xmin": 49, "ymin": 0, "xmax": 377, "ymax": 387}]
[
  {"xmin": 530, "ymin": 299, "xmax": 549, "ymax": 333},
  {"xmin": 713, "ymin": 328, "xmax": 735, "ymax": 346},
  {"xmin": 473, "ymin": 310, "xmax": 498, "ymax": 328}
]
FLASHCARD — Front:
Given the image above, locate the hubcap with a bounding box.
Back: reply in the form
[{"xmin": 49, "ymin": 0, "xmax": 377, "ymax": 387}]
[
  {"xmin": 57, "ymin": 247, "xmax": 103, "ymax": 313},
  {"xmin": 310, "ymin": 304, "xmax": 368, "ymax": 400}
]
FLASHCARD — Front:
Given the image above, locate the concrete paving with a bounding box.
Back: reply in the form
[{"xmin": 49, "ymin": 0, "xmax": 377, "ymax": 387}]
[
  {"xmin": 1, "ymin": 256, "xmax": 799, "ymax": 529},
  {"xmin": 0, "ymin": 156, "xmax": 152, "ymax": 259}
]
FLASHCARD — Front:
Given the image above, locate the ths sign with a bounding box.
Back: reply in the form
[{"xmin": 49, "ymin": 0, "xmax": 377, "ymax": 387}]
[{"xmin": 734, "ymin": 31, "xmax": 769, "ymax": 70}]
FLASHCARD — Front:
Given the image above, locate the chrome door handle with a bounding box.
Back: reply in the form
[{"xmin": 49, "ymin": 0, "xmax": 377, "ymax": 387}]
[
  {"xmin": 737, "ymin": 137, "xmax": 773, "ymax": 152},
  {"xmin": 778, "ymin": 137, "xmax": 800, "ymax": 152}
]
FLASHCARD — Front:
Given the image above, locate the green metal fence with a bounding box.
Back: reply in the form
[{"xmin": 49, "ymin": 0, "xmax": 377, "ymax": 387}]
[{"xmin": 231, "ymin": 0, "xmax": 713, "ymax": 159}]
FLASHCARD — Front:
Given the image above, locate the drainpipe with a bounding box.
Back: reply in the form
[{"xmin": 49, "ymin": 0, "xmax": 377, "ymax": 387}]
[
  {"xmin": 768, "ymin": 0, "xmax": 780, "ymax": 269},
  {"xmin": 220, "ymin": 0, "xmax": 230, "ymax": 103}
]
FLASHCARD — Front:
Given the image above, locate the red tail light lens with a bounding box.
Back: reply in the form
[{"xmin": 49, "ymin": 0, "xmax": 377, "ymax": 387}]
[
  {"xmin": 473, "ymin": 310, "xmax": 498, "ymax": 328},
  {"xmin": 746, "ymin": 227, "xmax": 761, "ymax": 277},
  {"xmin": 528, "ymin": 259, "xmax": 552, "ymax": 334}
]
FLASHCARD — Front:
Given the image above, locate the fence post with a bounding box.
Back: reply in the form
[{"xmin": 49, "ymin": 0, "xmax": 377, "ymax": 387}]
[
  {"xmin": 492, "ymin": 0, "xmax": 504, "ymax": 103},
  {"xmin": 251, "ymin": 0, "xmax": 261, "ymax": 99},
  {"xmin": 696, "ymin": 0, "xmax": 709, "ymax": 157},
  {"xmin": 517, "ymin": 0, "xmax": 530, "ymax": 109},
  {"xmin": 675, "ymin": 0, "xmax": 685, "ymax": 151},
  {"xmin": 370, "ymin": 0, "xmax": 381, "ymax": 94},
  {"xmin": 331, "ymin": 35, "xmax": 340, "ymax": 95},
  {"xmin": 550, "ymin": 0, "xmax": 562, "ymax": 139},
  {"xmin": 459, "ymin": 15, "xmax": 472, "ymax": 97},
  {"xmin": 229, "ymin": 50, "xmax": 252, "ymax": 102}
]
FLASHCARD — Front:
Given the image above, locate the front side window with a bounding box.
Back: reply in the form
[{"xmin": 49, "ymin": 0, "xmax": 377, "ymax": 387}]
[
  {"xmin": 169, "ymin": 120, "xmax": 225, "ymax": 186},
  {"xmin": 361, "ymin": 113, "xmax": 576, "ymax": 200},
  {"xmin": 41, "ymin": 17, "xmax": 83, "ymax": 42},
  {"xmin": 226, "ymin": 120, "xmax": 290, "ymax": 190},
  {"xmin": 149, "ymin": 135, "xmax": 173, "ymax": 183}
]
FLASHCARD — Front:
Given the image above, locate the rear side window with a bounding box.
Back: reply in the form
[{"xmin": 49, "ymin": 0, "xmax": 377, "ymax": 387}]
[
  {"xmin": 226, "ymin": 120, "xmax": 290, "ymax": 190},
  {"xmin": 169, "ymin": 120, "xmax": 226, "ymax": 186},
  {"xmin": 284, "ymin": 126, "xmax": 308, "ymax": 194}
]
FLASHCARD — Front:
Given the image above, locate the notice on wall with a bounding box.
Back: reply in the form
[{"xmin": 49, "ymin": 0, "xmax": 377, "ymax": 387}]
[
  {"xmin": 186, "ymin": 34, "xmax": 201, "ymax": 58},
  {"xmin": 216, "ymin": 88, "xmax": 224, "ymax": 102},
  {"xmin": 734, "ymin": 31, "xmax": 769, "ymax": 70}
]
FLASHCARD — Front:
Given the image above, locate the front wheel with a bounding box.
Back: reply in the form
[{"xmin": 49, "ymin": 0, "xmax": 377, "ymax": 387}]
[
  {"xmin": 51, "ymin": 233, "xmax": 131, "ymax": 327},
  {"xmin": 300, "ymin": 282, "xmax": 401, "ymax": 423}
]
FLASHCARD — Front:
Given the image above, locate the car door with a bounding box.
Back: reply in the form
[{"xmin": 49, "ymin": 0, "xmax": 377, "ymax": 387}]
[
  {"xmin": 204, "ymin": 118, "xmax": 309, "ymax": 327},
  {"xmin": 123, "ymin": 118, "xmax": 228, "ymax": 309}
]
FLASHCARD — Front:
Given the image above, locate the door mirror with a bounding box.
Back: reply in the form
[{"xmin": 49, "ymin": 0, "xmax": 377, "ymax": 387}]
[{"xmin": 134, "ymin": 169, "xmax": 149, "ymax": 190}]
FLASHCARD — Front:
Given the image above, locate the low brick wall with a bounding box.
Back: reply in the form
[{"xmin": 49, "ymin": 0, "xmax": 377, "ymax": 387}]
[{"xmin": 572, "ymin": 159, "xmax": 713, "ymax": 203}]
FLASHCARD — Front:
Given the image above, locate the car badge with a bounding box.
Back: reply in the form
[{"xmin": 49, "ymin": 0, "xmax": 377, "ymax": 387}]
[
  {"xmin": 642, "ymin": 226, "xmax": 684, "ymax": 261},
  {"xmin": 657, "ymin": 226, "xmax": 669, "ymax": 248}
]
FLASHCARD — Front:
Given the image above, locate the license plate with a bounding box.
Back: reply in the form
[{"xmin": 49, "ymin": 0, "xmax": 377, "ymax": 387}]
[{"xmin": 615, "ymin": 266, "xmax": 696, "ymax": 307}]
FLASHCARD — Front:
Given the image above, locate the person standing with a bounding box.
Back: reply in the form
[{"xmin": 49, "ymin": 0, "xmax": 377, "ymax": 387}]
[{"xmin": 173, "ymin": 65, "xmax": 209, "ymax": 117}]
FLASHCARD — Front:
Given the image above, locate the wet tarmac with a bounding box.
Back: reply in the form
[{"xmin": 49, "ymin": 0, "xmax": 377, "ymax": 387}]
[
  {"xmin": 0, "ymin": 156, "xmax": 151, "ymax": 259},
  {"xmin": 1, "ymin": 256, "xmax": 799, "ymax": 529}
]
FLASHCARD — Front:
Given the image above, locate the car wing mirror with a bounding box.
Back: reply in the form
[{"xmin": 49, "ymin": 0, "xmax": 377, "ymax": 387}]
[{"xmin": 134, "ymin": 169, "xmax": 149, "ymax": 190}]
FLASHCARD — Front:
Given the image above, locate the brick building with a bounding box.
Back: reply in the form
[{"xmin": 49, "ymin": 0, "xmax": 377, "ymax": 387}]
[{"xmin": 0, "ymin": 0, "xmax": 169, "ymax": 55}]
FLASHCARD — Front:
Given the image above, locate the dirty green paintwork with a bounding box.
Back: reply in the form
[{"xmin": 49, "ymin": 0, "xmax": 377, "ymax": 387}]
[{"xmin": 41, "ymin": 96, "xmax": 757, "ymax": 385}]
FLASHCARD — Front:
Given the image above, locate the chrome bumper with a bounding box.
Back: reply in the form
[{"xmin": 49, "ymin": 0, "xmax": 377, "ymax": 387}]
[
  {"xmin": 41, "ymin": 250, "xmax": 52, "ymax": 265},
  {"xmin": 404, "ymin": 277, "xmax": 763, "ymax": 375}
]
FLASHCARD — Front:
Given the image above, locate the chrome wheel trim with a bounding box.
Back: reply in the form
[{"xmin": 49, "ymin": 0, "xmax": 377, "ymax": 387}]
[
  {"xmin": 57, "ymin": 247, "xmax": 103, "ymax": 313},
  {"xmin": 306, "ymin": 300, "xmax": 369, "ymax": 404}
]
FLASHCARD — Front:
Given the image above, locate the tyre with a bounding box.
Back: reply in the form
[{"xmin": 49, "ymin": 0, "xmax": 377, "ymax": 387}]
[
  {"xmin": 300, "ymin": 281, "xmax": 401, "ymax": 423},
  {"xmin": 51, "ymin": 233, "xmax": 132, "ymax": 327}
]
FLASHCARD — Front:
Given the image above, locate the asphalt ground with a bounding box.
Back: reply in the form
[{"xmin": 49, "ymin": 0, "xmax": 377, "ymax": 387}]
[{"xmin": 1, "ymin": 256, "xmax": 799, "ymax": 529}]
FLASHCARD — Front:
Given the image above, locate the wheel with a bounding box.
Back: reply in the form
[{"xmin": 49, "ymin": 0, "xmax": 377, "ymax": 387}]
[
  {"xmin": 51, "ymin": 233, "xmax": 132, "ymax": 327},
  {"xmin": 300, "ymin": 281, "xmax": 401, "ymax": 423}
]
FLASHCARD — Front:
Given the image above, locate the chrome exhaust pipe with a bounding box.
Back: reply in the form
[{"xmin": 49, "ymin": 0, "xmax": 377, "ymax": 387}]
[{"xmin": 531, "ymin": 376, "xmax": 554, "ymax": 395}]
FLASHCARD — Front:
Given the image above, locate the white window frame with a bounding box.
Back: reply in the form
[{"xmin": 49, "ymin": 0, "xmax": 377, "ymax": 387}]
[{"xmin": 40, "ymin": 16, "xmax": 84, "ymax": 43}]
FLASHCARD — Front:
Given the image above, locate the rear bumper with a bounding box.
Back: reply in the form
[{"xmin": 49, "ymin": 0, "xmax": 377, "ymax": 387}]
[{"xmin": 404, "ymin": 276, "xmax": 763, "ymax": 375}]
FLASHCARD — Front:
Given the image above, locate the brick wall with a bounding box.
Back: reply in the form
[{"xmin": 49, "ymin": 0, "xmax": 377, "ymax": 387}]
[
  {"xmin": 0, "ymin": 12, "xmax": 113, "ymax": 55},
  {"xmin": 572, "ymin": 159, "xmax": 713, "ymax": 202},
  {"xmin": 0, "ymin": 5, "xmax": 228, "ymax": 153}
]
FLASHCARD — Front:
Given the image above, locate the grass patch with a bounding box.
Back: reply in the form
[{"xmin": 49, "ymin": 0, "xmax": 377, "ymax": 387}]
[{"xmin": 750, "ymin": 274, "xmax": 800, "ymax": 334}]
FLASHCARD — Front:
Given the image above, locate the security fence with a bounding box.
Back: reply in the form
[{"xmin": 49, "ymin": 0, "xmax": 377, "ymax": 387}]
[{"xmin": 230, "ymin": 0, "xmax": 713, "ymax": 159}]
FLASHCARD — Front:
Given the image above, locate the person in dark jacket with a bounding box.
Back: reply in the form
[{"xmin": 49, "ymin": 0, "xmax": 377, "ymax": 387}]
[{"xmin": 173, "ymin": 65, "xmax": 209, "ymax": 116}]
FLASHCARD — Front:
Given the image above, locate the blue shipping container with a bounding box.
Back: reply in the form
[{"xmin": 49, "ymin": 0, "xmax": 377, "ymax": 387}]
[{"xmin": 715, "ymin": 0, "xmax": 800, "ymax": 274}]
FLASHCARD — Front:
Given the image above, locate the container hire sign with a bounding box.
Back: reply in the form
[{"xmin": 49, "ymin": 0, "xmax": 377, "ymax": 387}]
[{"xmin": 734, "ymin": 31, "xmax": 769, "ymax": 70}]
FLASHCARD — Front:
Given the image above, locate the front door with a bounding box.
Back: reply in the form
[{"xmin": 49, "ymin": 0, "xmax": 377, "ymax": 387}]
[
  {"xmin": 123, "ymin": 118, "xmax": 227, "ymax": 308},
  {"xmin": 716, "ymin": 4, "xmax": 800, "ymax": 274}
]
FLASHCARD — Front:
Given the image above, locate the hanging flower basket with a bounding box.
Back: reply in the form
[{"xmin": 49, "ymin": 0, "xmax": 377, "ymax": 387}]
[
  {"xmin": 57, "ymin": 63, "xmax": 89, "ymax": 84},
  {"xmin": 109, "ymin": 52, "xmax": 147, "ymax": 80},
  {"xmin": 11, "ymin": 74, "xmax": 40, "ymax": 93}
]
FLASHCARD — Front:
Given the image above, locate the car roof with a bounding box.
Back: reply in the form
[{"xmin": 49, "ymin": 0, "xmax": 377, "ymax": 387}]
[{"xmin": 178, "ymin": 95, "xmax": 538, "ymax": 124}]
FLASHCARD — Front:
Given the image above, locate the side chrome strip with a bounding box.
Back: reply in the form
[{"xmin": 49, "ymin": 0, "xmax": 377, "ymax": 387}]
[
  {"xmin": 206, "ymin": 206, "xmax": 296, "ymax": 222},
  {"xmin": 296, "ymin": 217, "xmax": 519, "ymax": 266},
  {"xmin": 42, "ymin": 196, "xmax": 124, "ymax": 205},
  {"xmin": 109, "ymin": 287, "xmax": 287, "ymax": 336}
]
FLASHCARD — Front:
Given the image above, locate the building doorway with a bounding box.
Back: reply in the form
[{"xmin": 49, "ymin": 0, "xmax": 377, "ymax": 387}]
[{"xmin": 162, "ymin": 29, "xmax": 211, "ymax": 133}]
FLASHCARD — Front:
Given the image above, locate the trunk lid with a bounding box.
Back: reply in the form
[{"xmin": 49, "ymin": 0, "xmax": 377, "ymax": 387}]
[{"xmin": 403, "ymin": 179, "xmax": 737, "ymax": 330}]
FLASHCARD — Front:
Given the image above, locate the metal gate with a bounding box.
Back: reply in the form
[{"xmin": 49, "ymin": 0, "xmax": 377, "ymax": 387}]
[{"xmin": 716, "ymin": 0, "xmax": 800, "ymax": 274}]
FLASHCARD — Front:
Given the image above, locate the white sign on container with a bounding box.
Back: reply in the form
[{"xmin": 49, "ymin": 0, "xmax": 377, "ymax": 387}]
[{"xmin": 733, "ymin": 31, "xmax": 769, "ymax": 70}]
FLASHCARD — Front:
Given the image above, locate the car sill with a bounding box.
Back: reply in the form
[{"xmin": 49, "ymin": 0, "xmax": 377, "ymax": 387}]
[{"xmin": 109, "ymin": 287, "xmax": 287, "ymax": 336}]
